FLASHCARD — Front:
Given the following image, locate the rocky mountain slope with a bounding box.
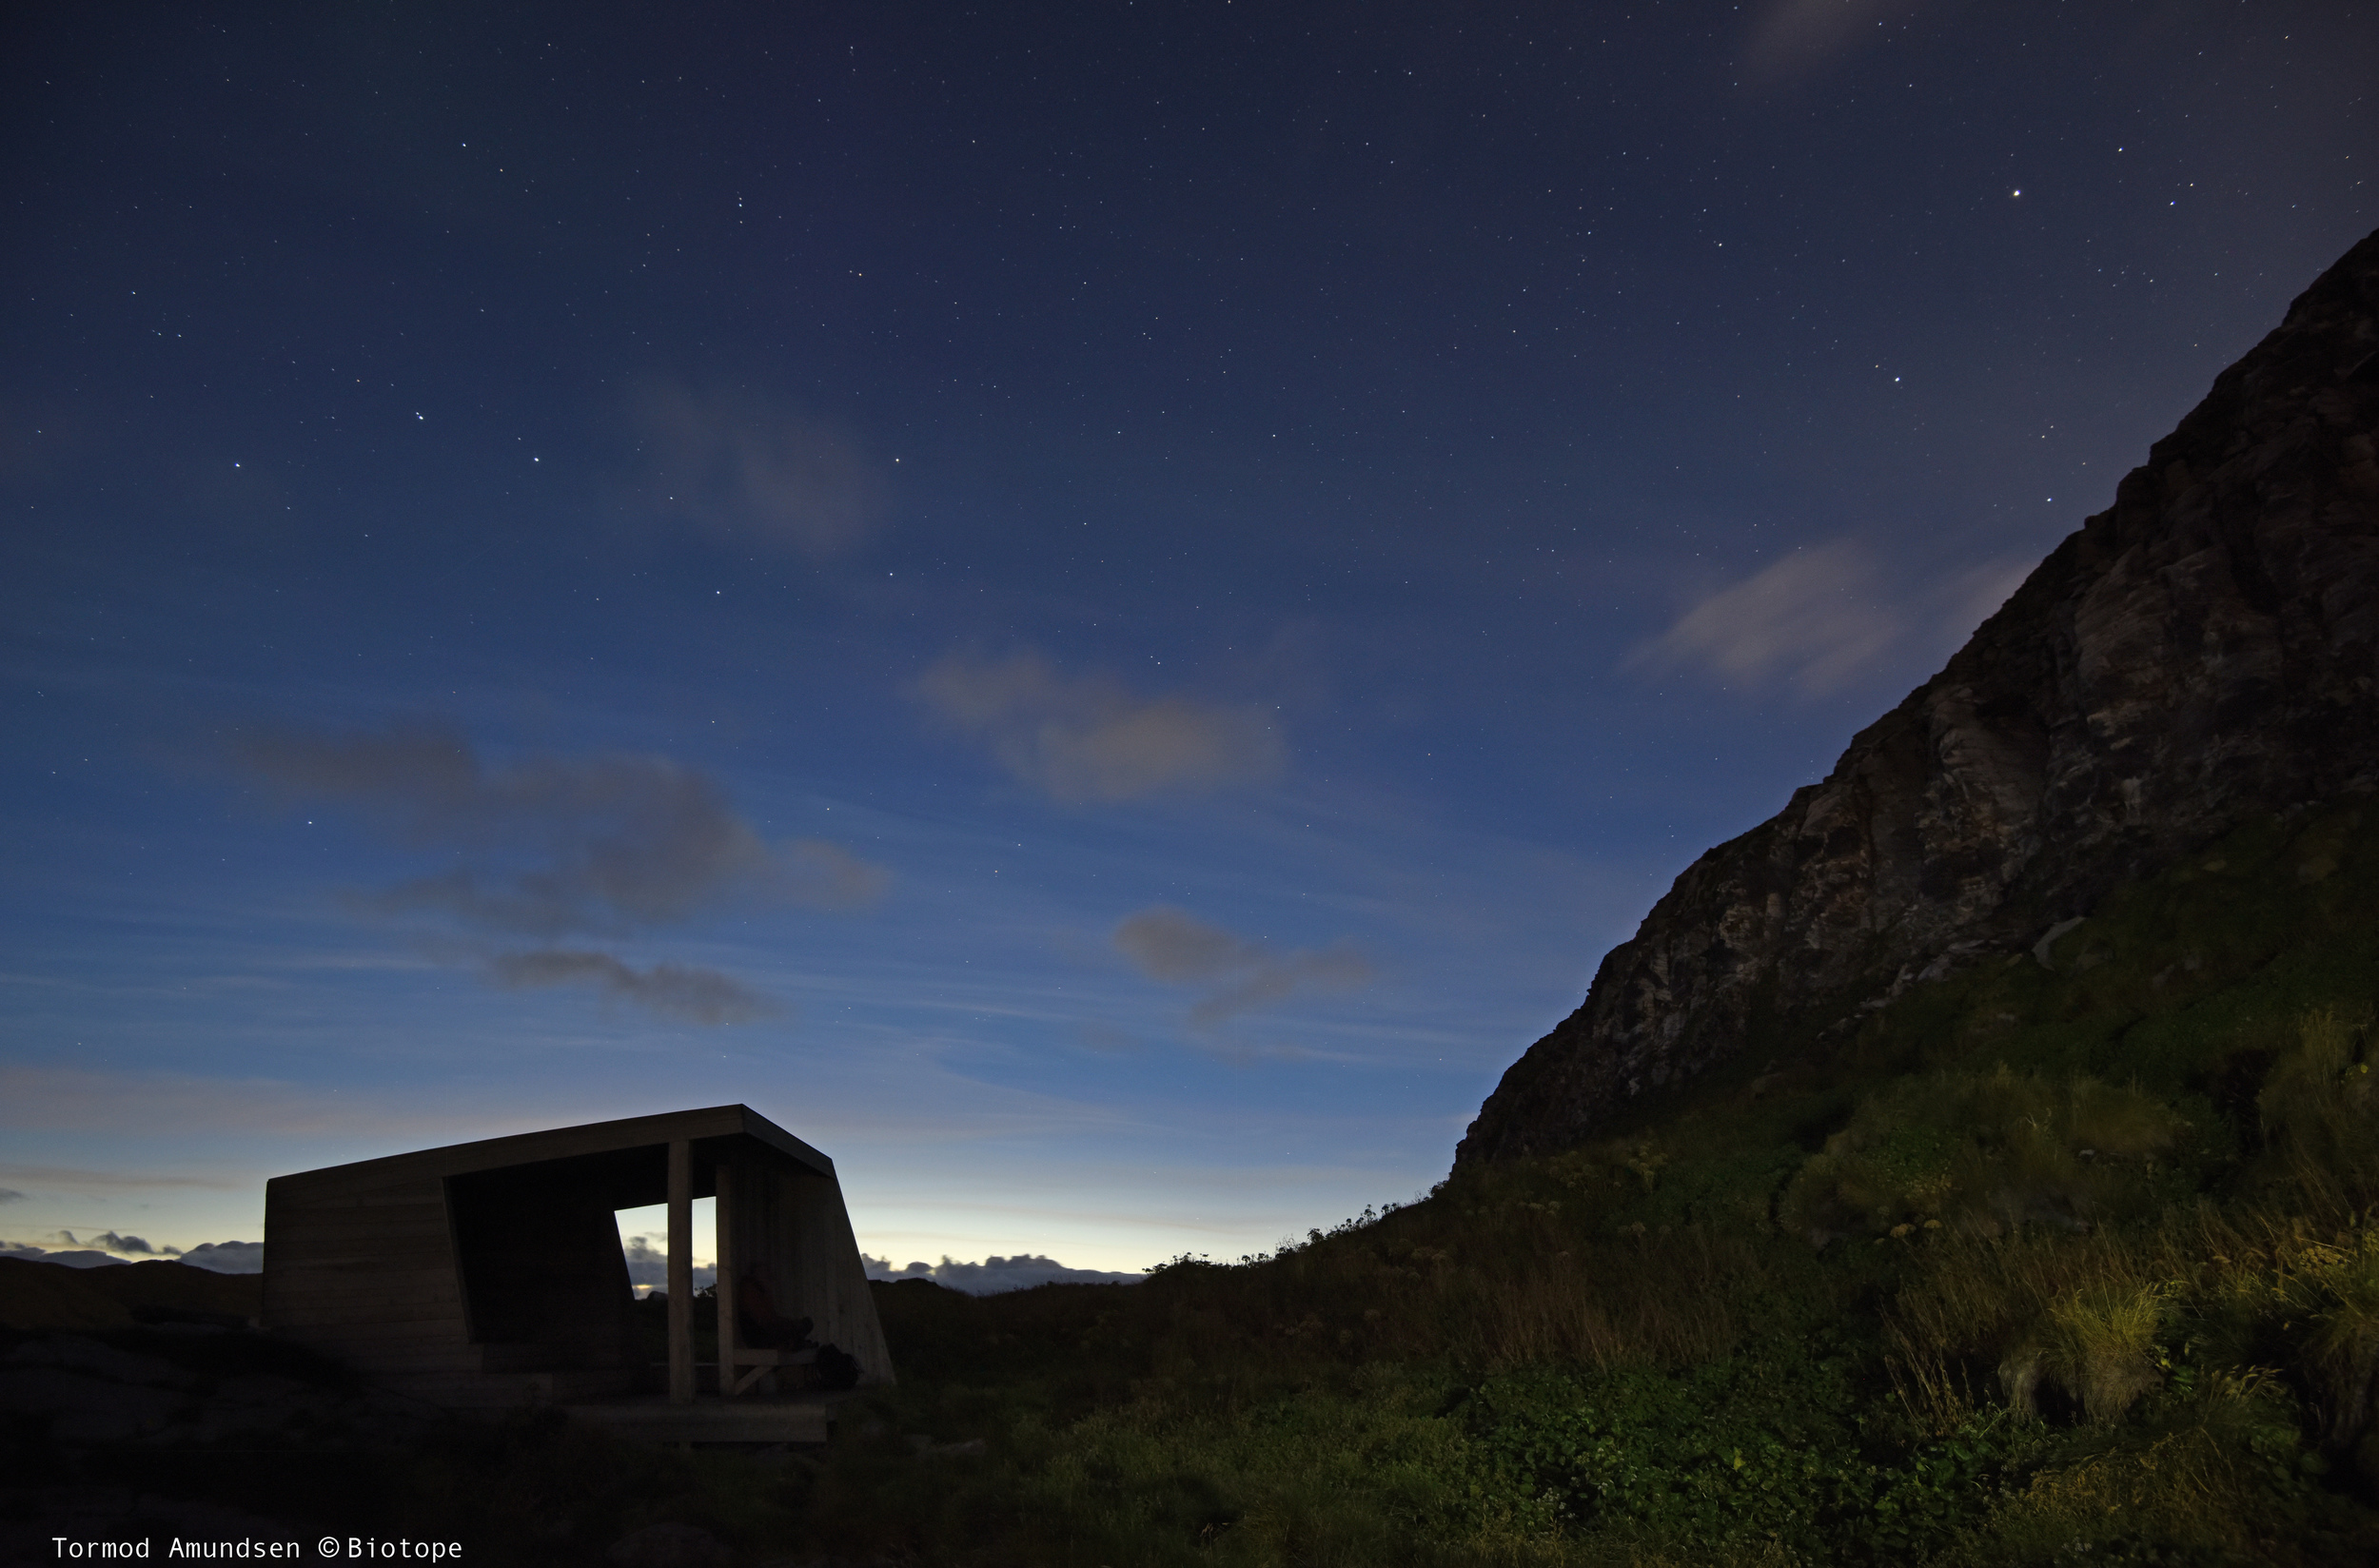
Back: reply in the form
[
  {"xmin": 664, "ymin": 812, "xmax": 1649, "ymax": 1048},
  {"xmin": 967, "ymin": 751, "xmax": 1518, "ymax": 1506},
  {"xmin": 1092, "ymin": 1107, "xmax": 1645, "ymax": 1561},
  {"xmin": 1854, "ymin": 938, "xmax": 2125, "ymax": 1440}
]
[{"xmin": 1457, "ymin": 226, "xmax": 2379, "ymax": 1168}]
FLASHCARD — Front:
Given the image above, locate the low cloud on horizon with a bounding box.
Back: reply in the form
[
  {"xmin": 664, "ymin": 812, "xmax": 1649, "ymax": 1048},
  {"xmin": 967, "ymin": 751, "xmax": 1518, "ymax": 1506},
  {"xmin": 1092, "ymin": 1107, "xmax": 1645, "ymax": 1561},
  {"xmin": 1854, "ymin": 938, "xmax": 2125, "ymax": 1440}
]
[
  {"xmin": 620, "ymin": 1234, "xmax": 718, "ymax": 1295},
  {"xmin": 1, "ymin": 1234, "xmax": 264, "ymax": 1272},
  {"xmin": 862, "ymin": 1252, "xmax": 1144, "ymax": 1295},
  {"xmin": 915, "ymin": 650, "xmax": 1285, "ymax": 803}
]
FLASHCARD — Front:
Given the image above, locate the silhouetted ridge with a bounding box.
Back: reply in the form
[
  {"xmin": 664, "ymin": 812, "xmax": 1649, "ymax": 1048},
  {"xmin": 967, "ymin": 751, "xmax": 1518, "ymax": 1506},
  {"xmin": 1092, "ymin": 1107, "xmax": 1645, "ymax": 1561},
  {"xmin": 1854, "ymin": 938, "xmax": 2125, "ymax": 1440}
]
[{"xmin": 1456, "ymin": 225, "xmax": 2379, "ymax": 1169}]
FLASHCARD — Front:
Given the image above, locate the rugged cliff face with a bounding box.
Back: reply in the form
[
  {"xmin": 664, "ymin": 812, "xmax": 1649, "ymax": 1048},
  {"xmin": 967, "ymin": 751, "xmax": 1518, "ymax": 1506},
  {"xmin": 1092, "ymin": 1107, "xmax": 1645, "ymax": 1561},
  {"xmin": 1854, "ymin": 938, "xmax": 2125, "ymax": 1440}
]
[{"xmin": 1455, "ymin": 227, "xmax": 2379, "ymax": 1170}]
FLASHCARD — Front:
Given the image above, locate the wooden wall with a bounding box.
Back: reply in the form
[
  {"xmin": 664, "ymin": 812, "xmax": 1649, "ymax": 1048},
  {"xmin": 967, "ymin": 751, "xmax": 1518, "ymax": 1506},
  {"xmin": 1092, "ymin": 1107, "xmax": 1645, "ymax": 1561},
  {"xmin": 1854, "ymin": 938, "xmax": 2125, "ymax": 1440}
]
[
  {"xmin": 720, "ymin": 1155, "xmax": 895, "ymax": 1385},
  {"xmin": 261, "ymin": 1172, "xmax": 477, "ymax": 1381}
]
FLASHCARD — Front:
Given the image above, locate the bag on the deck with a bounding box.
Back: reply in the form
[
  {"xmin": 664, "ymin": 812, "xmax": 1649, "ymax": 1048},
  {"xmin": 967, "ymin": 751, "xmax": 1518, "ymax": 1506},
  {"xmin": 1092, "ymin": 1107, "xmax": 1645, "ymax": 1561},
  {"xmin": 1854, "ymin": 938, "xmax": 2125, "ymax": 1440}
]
[{"xmin": 814, "ymin": 1342, "xmax": 860, "ymax": 1391}]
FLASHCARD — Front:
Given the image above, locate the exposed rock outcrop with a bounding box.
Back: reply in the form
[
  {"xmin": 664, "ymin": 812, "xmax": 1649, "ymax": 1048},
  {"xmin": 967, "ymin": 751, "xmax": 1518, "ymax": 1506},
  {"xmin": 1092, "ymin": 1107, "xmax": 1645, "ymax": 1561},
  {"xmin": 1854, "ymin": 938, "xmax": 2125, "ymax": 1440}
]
[{"xmin": 1456, "ymin": 227, "xmax": 2379, "ymax": 1168}]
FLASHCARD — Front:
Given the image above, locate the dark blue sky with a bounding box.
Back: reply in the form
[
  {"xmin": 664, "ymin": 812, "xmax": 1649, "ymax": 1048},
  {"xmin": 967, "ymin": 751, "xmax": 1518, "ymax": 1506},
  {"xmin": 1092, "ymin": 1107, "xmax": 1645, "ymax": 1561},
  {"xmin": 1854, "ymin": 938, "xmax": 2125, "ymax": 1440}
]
[{"xmin": 6, "ymin": 0, "xmax": 2375, "ymax": 1272}]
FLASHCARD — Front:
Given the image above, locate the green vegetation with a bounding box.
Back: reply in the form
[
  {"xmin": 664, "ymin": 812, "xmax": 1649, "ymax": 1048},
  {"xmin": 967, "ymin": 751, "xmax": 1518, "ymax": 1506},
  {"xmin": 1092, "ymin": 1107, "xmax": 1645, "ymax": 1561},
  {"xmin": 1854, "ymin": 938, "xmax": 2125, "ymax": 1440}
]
[
  {"xmin": 783, "ymin": 798, "xmax": 2379, "ymax": 1566},
  {"xmin": 14, "ymin": 800, "xmax": 2379, "ymax": 1563}
]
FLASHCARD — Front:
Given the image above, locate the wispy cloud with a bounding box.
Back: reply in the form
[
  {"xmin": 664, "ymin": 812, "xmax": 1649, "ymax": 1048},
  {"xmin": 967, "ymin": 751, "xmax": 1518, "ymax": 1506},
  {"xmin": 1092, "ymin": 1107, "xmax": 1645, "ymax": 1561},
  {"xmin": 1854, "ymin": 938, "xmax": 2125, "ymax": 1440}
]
[
  {"xmin": 1632, "ymin": 539, "xmax": 1902, "ymax": 696},
  {"xmin": 1938, "ymin": 557, "xmax": 2035, "ymax": 642},
  {"xmin": 774, "ymin": 837, "xmax": 893, "ymax": 910},
  {"xmin": 238, "ymin": 723, "xmax": 776, "ymax": 932},
  {"xmin": 0, "ymin": 1067, "xmax": 386, "ymax": 1146},
  {"xmin": 627, "ymin": 382, "xmax": 884, "ymax": 558},
  {"xmin": 915, "ymin": 650, "xmax": 1284, "ymax": 802},
  {"xmin": 1743, "ymin": 0, "xmax": 1930, "ymax": 85},
  {"xmin": 486, "ymin": 948, "xmax": 779, "ymax": 1025},
  {"xmin": 1113, "ymin": 905, "xmax": 1371, "ymax": 1027},
  {"xmin": 233, "ymin": 721, "xmax": 888, "ymax": 1023},
  {"xmin": 1633, "ymin": 539, "xmax": 2040, "ymax": 696}
]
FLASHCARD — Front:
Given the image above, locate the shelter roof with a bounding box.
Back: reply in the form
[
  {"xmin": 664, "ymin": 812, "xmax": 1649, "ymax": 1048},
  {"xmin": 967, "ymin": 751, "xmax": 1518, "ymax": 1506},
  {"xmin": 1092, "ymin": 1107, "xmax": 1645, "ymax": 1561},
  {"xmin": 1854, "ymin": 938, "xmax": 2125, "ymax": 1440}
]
[{"xmin": 268, "ymin": 1105, "xmax": 835, "ymax": 1205}]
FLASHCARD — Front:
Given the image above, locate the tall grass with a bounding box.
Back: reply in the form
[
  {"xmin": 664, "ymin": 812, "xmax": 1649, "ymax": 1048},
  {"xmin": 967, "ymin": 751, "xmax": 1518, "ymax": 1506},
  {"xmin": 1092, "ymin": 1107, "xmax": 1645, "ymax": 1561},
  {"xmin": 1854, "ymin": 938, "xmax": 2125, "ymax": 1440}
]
[
  {"xmin": 2015, "ymin": 1280, "xmax": 2171, "ymax": 1424},
  {"xmin": 1779, "ymin": 1067, "xmax": 2189, "ymax": 1245},
  {"xmin": 805, "ymin": 801, "xmax": 2379, "ymax": 1564}
]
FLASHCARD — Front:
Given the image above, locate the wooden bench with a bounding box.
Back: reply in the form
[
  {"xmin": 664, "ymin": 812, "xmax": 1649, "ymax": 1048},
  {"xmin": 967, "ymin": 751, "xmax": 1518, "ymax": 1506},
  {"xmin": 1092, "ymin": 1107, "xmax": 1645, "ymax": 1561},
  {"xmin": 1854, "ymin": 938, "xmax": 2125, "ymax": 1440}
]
[{"xmin": 723, "ymin": 1343, "xmax": 815, "ymax": 1397}]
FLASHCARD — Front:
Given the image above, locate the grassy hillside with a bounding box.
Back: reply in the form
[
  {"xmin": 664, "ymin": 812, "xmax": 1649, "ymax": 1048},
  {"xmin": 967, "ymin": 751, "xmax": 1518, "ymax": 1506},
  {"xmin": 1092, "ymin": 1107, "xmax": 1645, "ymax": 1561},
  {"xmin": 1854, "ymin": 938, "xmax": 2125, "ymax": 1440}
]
[
  {"xmin": 783, "ymin": 796, "xmax": 2379, "ymax": 1566},
  {"xmin": 14, "ymin": 798, "xmax": 2378, "ymax": 1564}
]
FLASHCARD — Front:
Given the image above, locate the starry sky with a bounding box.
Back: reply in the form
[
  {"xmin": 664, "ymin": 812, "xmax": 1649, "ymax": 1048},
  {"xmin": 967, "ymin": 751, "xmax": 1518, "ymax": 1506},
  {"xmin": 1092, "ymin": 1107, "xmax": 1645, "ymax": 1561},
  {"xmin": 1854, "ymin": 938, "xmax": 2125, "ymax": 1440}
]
[{"xmin": 5, "ymin": 1, "xmax": 2376, "ymax": 1278}]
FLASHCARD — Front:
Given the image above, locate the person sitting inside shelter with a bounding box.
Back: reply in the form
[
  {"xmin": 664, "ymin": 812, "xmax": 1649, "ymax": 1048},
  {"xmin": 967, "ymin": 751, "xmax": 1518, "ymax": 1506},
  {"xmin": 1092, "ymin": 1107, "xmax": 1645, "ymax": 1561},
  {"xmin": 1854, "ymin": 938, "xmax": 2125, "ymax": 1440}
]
[{"xmin": 736, "ymin": 1267, "xmax": 814, "ymax": 1349}]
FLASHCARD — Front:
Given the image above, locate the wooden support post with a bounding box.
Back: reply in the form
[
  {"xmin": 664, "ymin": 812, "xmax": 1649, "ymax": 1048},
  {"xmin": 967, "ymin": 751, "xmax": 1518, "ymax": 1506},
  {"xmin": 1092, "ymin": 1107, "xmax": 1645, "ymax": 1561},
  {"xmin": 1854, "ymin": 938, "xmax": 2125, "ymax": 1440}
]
[
  {"xmin": 667, "ymin": 1136, "xmax": 693, "ymax": 1405},
  {"xmin": 714, "ymin": 1161, "xmax": 738, "ymax": 1396}
]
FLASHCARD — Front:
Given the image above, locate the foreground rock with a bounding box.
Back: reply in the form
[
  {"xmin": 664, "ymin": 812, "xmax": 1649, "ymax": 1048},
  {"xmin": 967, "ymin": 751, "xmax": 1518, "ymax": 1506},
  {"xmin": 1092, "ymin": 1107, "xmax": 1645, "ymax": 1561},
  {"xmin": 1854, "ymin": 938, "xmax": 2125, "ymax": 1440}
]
[
  {"xmin": 0, "ymin": 1329, "xmax": 439, "ymax": 1447},
  {"xmin": 1457, "ymin": 225, "xmax": 2379, "ymax": 1167}
]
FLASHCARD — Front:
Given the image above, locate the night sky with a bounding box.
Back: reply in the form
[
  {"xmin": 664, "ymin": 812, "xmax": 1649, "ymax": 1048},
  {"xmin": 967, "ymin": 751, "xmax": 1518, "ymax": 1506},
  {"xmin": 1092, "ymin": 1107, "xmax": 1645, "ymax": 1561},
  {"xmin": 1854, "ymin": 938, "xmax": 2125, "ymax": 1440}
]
[{"xmin": 6, "ymin": 2, "xmax": 2376, "ymax": 1278}]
